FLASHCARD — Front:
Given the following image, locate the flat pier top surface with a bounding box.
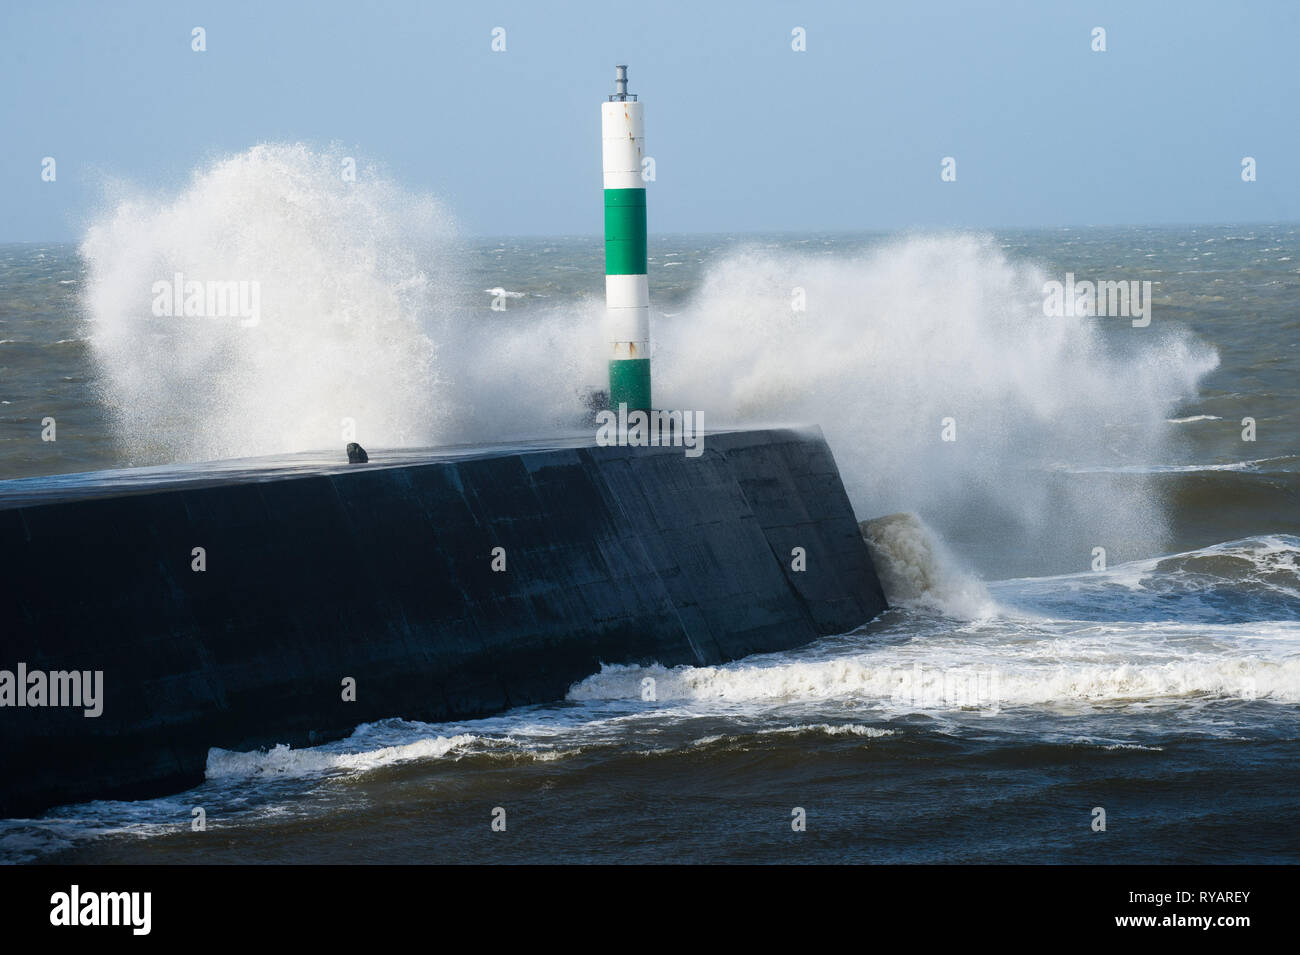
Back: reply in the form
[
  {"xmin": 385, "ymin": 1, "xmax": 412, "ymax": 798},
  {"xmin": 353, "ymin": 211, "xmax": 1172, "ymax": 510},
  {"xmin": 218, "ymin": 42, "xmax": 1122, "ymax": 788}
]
[{"xmin": 0, "ymin": 426, "xmax": 822, "ymax": 510}]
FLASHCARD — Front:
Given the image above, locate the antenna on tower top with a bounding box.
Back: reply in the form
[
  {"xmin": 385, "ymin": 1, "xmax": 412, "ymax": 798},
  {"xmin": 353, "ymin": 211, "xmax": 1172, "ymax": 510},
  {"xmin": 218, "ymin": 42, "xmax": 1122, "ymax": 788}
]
[{"xmin": 610, "ymin": 64, "xmax": 636, "ymax": 102}]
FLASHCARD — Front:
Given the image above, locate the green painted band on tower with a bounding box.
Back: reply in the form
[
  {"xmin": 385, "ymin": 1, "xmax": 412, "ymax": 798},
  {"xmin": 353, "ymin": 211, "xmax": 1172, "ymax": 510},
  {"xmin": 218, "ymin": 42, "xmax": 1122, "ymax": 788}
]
[
  {"xmin": 608, "ymin": 358, "xmax": 651, "ymax": 413},
  {"xmin": 604, "ymin": 188, "xmax": 647, "ymax": 275}
]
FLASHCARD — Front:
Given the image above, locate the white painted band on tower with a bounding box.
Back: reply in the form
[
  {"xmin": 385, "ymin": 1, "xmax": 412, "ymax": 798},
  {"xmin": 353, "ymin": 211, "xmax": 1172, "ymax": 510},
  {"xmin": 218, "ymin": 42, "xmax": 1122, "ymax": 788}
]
[
  {"xmin": 601, "ymin": 102, "xmax": 645, "ymax": 190},
  {"xmin": 604, "ymin": 274, "xmax": 650, "ymax": 344}
]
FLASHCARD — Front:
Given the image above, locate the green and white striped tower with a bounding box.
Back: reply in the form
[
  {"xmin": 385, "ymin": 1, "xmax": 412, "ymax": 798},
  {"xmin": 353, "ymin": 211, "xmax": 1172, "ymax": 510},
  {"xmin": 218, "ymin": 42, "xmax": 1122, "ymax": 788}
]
[{"xmin": 602, "ymin": 65, "xmax": 651, "ymax": 412}]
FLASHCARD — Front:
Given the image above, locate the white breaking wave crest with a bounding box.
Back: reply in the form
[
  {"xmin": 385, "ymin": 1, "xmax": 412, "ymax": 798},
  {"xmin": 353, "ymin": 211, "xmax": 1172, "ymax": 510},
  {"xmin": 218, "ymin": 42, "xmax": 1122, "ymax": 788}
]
[
  {"xmin": 860, "ymin": 512, "xmax": 994, "ymax": 618},
  {"xmin": 201, "ymin": 713, "xmax": 900, "ymax": 784},
  {"xmin": 567, "ymin": 646, "xmax": 1300, "ymax": 710},
  {"xmin": 759, "ymin": 723, "xmax": 894, "ymax": 738},
  {"xmin": 206, "ymin": 733, "xmax": 477, "ymax": 779},
  {"xmin": 999, "ymin": 534, "xmax": 1300, "ymax": 602},
  {"xmin": 690, "ymin": 724, "xmax": 894, "ymax": 747},
  {"xmin": 1062, "ymin": 456, "xmax": 1296, "ymax": 474}
]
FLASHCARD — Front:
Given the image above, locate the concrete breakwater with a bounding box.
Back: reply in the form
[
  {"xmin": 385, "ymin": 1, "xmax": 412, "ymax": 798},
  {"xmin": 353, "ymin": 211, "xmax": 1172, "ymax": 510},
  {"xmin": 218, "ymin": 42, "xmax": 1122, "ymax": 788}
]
[{"xmin": 0, "ymin": 426, "xmax": 886, "ymax": 818}]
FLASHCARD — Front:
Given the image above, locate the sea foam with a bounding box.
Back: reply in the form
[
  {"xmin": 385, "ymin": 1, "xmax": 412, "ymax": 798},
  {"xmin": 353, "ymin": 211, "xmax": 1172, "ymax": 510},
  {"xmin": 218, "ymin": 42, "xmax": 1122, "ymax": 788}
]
[{"xmin": 81, "ymin": 146, "xmax": 1219, "ymax": 572}]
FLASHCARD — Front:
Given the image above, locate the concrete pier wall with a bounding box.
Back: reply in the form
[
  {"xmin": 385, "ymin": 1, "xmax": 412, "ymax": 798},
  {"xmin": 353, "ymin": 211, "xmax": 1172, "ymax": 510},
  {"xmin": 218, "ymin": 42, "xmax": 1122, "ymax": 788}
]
[{"xmin": 0, "ymin": 427, "xmax": 886, "ymax": 817}]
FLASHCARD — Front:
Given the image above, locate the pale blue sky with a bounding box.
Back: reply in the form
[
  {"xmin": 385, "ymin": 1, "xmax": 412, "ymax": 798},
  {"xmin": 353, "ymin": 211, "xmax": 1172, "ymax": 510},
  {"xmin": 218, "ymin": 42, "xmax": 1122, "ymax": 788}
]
[{"xmin": 3, "ymin": 0, "xmax": 1297, "ymax": 240}]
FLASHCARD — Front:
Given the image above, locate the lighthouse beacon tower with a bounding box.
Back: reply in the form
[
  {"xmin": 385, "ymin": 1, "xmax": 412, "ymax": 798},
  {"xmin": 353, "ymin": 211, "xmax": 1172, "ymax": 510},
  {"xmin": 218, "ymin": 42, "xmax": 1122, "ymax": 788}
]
[{"xmin": 602, "ymin": 64, "xmax": 651, "ymax": 413}]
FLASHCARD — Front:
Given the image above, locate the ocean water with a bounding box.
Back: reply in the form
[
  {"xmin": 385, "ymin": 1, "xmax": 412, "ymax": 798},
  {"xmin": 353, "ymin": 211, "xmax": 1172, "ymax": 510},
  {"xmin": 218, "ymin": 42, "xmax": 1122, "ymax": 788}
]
[{"xmin": 1, "ymin": 146, "xmax": 1298, "ymax": 863}]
